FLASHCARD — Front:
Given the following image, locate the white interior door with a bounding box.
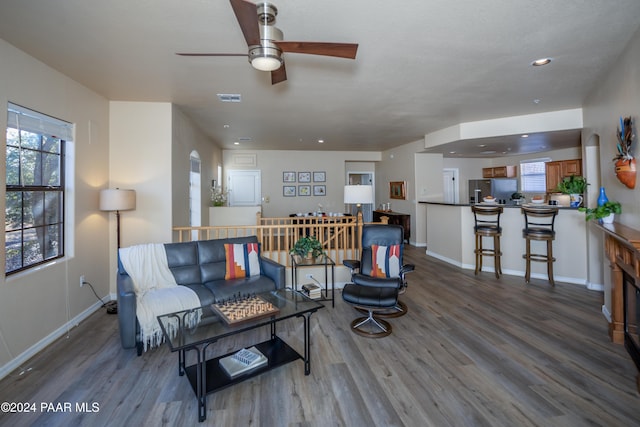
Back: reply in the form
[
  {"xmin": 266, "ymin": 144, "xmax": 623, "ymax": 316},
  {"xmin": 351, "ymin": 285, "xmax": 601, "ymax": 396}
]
[
  {"xmin": 189, "ymin": 152, "xmax": 201, "ymax": 240},
  {"xmin": 443, "ymin": 168, "xmax": 459, "ymax": 203},
  {"xmin": 227, "ymin": 170, "xmax": 261, "ymax": 206},
  {"xmin": 346, "ymin": 172, "xmax": 374, "ymax": 222}
]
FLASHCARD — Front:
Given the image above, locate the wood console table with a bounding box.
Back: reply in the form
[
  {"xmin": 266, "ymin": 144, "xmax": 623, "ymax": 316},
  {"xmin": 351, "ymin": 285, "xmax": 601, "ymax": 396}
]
[
  {"xmin": 596, "ymin": 221, "xmax": 640, "ymax": 391},
  {"xmin": 373, "ymin": 210, "xmax": 410, "ymax": 243}
]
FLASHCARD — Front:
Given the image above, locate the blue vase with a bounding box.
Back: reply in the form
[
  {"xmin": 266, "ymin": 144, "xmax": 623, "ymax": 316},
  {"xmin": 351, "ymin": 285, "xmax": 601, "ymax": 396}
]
[{"xmin": 597, "ymin": 187, "xmax": 608, "ymax": 207}]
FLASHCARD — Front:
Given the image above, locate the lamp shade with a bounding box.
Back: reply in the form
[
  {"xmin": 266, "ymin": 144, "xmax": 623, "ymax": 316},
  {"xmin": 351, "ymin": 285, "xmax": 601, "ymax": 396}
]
[
  {"xmin": 344, "ymin": 185, "xmax": 373, "ymax": 204},
  {"xmin": 99, "ymin": 189, "xmax": 136, "ymax": 212}
]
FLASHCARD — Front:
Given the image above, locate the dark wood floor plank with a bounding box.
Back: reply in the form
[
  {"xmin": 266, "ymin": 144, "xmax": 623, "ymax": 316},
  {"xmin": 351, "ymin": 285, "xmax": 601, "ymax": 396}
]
[{"xmin": 1, "ymin": 245, "xmax": 639, "ymax": 426}]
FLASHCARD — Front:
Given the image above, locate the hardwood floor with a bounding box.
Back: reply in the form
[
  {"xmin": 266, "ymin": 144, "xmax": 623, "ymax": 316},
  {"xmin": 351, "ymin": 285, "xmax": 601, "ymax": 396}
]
[{"xmin": 1, "ymin": 245, "xmax": 638, "ymax": 426}]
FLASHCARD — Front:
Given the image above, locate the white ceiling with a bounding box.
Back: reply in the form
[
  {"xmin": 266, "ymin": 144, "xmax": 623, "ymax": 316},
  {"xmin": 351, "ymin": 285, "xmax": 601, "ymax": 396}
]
[{"xmin": 1, "ymin": 0, "xmax": 639, "ymax": 156}]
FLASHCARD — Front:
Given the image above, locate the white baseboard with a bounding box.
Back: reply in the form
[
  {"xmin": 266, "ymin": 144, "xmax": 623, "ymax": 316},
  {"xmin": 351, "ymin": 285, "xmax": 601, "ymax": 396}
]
[
  {"xmin": 586, "ymin": 282, "xmax": 605, "ymax": 291},
  {"xmin": 601, "ymin": 305, "xmax": 612, "ymax": 323},
  {"xmin": 425, "ymin": 251, "xmax": 592, "ymax": 288},
  {"xmin": 0, "ymin": 297, "xmax": 110, "ymax": 381}
]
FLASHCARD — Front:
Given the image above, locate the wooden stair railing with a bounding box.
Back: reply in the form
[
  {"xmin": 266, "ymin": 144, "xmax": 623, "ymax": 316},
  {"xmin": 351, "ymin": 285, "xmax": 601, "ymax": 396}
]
[{"xmin": 173, "ymin": 212, "xmax": 385, "ymax": 267}]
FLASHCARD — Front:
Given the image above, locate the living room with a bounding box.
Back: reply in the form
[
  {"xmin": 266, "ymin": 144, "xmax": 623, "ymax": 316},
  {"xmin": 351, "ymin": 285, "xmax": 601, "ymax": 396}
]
[{"xmin": 1, "ymin": 1, "xmax": 640, "ymax": 425}]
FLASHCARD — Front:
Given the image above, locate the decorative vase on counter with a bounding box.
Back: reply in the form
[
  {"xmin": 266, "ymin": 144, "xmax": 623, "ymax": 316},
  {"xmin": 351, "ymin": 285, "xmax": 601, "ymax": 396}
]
[
  {"xmin": 569, "ymin": 194, "xmax": 583, "ymax": 208},
  {"xmin": 601, "ymin": 213, "xmax": 615, "ymax": 224},
  {"xmin": 597, "ymin": 187, "xmax": 609, "ymax": 207}
]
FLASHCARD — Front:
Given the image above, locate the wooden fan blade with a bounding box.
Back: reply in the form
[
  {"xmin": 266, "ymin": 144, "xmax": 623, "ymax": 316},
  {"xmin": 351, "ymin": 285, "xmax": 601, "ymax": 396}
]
[
  {"xmin": 176, "ymin": 53, "xmax": 248, "ymax": 57},
  {"xmin": 271, "ymin": 62, "xmax": 287, "ymax": 85},
  {"xmin": 275, "ymin": 42, "xmax": 358, "ymax": 59},
  {"xmin": 230, "ymin": 0, "xmax": 260, "ymax": 46}
]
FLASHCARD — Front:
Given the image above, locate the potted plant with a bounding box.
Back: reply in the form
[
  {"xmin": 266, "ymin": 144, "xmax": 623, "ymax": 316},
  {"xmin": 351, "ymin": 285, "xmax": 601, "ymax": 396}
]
[
  {"xmin": 510, "ymin": 192, "xmax": 524, "ymax": 205},
  {"xmin": 578, "ymin": 201, "xmax": 621, "ymax": 223},
  {"xmin": 290, "ymin": 235, "xmax": 324, "ymax": 259},
  {"xmin": 557, "ymin": 175, "xmax": 588, "ymax": 207},
  {"xmin": 211, "ymin": 187, "xmax": 228, "ymax": 207}
]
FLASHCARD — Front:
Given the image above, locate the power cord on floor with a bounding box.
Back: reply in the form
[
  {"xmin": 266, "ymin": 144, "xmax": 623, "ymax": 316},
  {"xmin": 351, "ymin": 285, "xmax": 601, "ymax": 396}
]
[{"xmin": 82, "ymin": 280, "xmax": 117, "ymax": 314}]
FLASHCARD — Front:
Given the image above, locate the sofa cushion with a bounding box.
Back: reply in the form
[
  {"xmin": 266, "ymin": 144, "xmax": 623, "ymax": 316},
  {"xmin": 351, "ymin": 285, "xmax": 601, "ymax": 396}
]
[
  {"xmin": 181, "ymin": 284, "xmax": 216, "ymax": 307},
  {"xmin": 164, "ymin": 241, "xmax": 201, "ymax": 285},
  {"xmin": 204, "ymin": 275, "xmax": 277, "ymax": 302},
  {"xmin": 224, "ymin": 243, "xmax": 261, "ymax": 280}
]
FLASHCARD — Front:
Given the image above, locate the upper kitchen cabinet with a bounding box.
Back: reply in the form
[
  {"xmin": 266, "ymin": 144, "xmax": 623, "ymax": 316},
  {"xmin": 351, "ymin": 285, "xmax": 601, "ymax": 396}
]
[
  {"xmin": 482, "ymin": 165, "xmax": 517, "ymax": 178},
  {"xmin": 546, "ymin": 159, "xmax": 582, "ymax": 192}
]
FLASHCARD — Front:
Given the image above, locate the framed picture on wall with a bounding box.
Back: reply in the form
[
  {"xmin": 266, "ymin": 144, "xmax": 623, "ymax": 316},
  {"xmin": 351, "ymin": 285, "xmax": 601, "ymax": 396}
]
[
  {"xmin": 298, "ymin": 185, "xmax": 311, "ymax": 196},
  {"xmin": 283, "ymin": 171, "xmax": 296, "ymax": 182},
  {"xmin": 313, "ymin": 185, "xmax": 326, "ymax": 196},
  {"xmin": 313, "ymin": 171, "xmax": 326, "ymax": 182},
  {"xmin": 298, "ymin": 172, "xmax": 311, "ymax": 183},
  {"xmin": 389, "ymin": 181, "xmax": 406, "ymax": 200},
  {"xmin": 283, "ymin": 186, "xmax": 296, "ymax": 197}
]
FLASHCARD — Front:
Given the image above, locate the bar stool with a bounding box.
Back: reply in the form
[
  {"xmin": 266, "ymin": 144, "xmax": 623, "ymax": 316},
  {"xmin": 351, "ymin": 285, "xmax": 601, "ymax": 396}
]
[
  {"xmin": 471, "ymin": 205, "xmax": 503, "ymax": 278},
  {"xmin": 521, "ymin": 206, "xmax": 559, "ymax": 285}
]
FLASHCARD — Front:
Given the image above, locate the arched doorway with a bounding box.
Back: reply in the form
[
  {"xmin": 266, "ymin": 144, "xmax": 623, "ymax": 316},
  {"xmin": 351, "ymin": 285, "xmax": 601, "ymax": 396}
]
[{"xmin": 189, "ymin": 151, "xmax": 201, "ymax": 240}]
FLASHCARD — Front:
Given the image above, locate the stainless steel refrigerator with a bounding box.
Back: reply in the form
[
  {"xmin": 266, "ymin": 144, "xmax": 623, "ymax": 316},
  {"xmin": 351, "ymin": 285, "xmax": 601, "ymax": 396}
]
[{"xmin": 468, "ymin": 179, "xmax": 518, "ymax": 204}]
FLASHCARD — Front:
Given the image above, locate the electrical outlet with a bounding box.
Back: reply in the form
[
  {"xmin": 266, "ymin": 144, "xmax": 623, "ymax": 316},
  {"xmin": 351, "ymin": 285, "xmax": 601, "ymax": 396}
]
[
  {"xmin": 80, "ymin": 275, "xmax": 85, "ymax": 288},
  {"xmin": 305, "ymin": 274, "xmax": 313, "ymax": 279}
]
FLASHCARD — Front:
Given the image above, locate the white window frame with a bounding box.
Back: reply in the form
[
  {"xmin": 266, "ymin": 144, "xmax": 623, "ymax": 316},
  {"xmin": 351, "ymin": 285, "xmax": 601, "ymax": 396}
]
[{"xmin": 520, "ymin": 157, "xmax": 551, "ymax": 193}]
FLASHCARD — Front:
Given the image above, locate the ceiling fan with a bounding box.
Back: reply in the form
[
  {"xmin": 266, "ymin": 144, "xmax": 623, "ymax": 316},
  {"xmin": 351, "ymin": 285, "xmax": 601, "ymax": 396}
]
[{"xmin": 177, "ymin": 0, "xmax": 359, "ymax": 84}]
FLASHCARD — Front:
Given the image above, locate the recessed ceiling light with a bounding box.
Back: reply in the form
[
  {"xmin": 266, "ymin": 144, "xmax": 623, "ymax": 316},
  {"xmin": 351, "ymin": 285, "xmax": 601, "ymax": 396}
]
[
  {"xmin": 233, "ymin": 141, "xmax": 240, "ymax": 145},
  {"xmin": 449, "ymin": 151, "xmax": 456, "ymax": 154},
  {"xmin": 533, "ymin": 99, "xmax": 541, "ymax": 104},
  {"xmin": 478, "ymin": 144, "xmax": 487, "ymax": 148},
  {"xmin": 531, "ymin": 58, "xmax": 552, "ymax": 66},
  {"xmin": 521, "ymin": 134, "xmax": 529, "ymax": 138},
  {"xmin": 223, "ymin": 124, "xmax": 230, "ymax": 129},
  {"xmin": 318, "ymin": 139, "xmax": 324, "ymax": 144}
]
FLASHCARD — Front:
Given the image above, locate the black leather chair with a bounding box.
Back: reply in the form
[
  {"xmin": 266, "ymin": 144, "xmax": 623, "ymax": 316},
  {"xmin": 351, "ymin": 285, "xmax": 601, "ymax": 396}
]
[{"xmin": 342, "ymin": 224, "xmax": 415, "ymax": 338}]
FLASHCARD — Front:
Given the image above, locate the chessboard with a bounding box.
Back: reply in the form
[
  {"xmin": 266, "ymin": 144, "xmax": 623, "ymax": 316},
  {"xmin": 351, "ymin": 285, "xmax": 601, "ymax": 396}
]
[{"xmin": 211, "ymin": 294, "xmax": 280, "ymax": 325}]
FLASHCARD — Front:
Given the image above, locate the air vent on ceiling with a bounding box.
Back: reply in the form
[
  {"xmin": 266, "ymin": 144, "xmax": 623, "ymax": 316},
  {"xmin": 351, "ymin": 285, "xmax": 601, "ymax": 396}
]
[
  {"xmin": 238, "ymin": 137, "xmax": 252, "ymax": 142},
  {"xmin": 216, "ymin": 93, "xmax": 242, "ymax": 103}
]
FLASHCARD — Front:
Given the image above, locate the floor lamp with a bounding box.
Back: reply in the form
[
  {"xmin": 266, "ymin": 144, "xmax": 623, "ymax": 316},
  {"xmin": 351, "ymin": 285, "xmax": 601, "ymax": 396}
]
[
  {"xmin": 99, "ymin": 188, "xmax": 136, "ymax": 249},
  {"xmin": 344, "ymin": 185, "xmax": 373, "ymax": 250}
]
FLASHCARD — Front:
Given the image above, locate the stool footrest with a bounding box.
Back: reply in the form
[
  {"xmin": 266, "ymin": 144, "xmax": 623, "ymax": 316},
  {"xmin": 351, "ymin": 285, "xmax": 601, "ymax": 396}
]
[{"xmin": 523, "ymin": 254, "xmax": 556, "ymax": 263}]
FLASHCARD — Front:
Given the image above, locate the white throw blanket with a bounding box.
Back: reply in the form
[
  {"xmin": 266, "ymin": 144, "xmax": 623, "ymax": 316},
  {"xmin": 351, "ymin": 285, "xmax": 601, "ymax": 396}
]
[{"xmin": 119, "ymin": 243, "xmax": 202, "ymax": 352}]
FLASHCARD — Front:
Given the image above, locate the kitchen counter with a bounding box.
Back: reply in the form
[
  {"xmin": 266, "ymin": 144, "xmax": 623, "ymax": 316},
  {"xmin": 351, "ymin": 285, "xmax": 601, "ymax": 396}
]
[
  {"xmin": 421, "ymin": 202, "xmax": 588, "ymax": 284},
  {"xmin": 419, "ymin": 201, "xmax": 578, "ymax": 209}
]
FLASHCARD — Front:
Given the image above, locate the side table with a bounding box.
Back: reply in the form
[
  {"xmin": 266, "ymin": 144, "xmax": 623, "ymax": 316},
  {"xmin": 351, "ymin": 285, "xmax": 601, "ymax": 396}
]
[{"xmin": 291, "ymin": 254, "xmax": 335, "ymax": 307}]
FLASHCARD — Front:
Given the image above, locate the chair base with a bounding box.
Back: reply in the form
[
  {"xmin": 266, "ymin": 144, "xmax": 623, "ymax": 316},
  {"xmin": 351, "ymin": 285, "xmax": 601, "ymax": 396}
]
[
  {"xmin": 356, "ymin": 299, "xmax": 407, "ymax": 318},
  {"xmin": 350, "ymin": 311, "xmax": 392, "ymax": 338},
  {"xmin": 474, "ymin": 234, "xmax": 502, "ymax": 279},
  {"xmin": 523, "ymin": 237, "xmax": 555, "ymax": 285}
]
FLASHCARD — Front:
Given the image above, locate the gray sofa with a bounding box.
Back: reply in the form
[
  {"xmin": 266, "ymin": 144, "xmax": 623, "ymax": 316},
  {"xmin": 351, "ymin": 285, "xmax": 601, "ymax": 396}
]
[{"xmin": 117, "ymin": 236, "xmax": 286, "ymax": 353}]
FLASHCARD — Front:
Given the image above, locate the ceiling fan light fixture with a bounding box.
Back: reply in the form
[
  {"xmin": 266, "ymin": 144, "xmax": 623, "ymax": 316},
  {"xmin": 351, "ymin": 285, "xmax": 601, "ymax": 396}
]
[
  {"xmin": 251, "ymin": 54, "xmax": 282, "ymax": 71},
  {"xmin": 249, "ymin": 44, "xmax": 282, "ymax": 71}
]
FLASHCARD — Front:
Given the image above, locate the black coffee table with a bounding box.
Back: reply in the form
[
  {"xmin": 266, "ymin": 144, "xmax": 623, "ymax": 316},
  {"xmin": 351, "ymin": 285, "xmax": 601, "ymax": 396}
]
[{"xmin": 157, "ymin": 289, "xmax": 324, "ymax": 422}]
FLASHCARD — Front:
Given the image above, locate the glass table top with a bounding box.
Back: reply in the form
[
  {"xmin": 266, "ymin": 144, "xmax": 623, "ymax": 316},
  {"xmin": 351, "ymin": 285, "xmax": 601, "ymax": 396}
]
[{"xmin": 157, "ymin": 288, "xmax": 324, "ymax": 352}]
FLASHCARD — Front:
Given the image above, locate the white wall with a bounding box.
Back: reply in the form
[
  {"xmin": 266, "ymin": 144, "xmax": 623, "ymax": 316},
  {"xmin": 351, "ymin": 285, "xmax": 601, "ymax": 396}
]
[
  {"xmin": 0, "ymin": 39, "xmax": 110, "ymax": 376},
  {"xmin": 109, "ymin": 102, "xmax": 173, "ymax": 246},
  {"xmin": 171, "ymin": 106, "xmax": 222, "ymax": 227},
  {"xmin": 583, "ymin": 27, "xmax": 640, "ymax": 230},
  {"xmin": 222, "ymin": 150, "xmax": 380, "ymax": 218},
  {"xmin": 377, "ymin": 140, "xmax": 426, "ymax": 245},
  {"xmin": 582, "ymin": 26, "xmax": 640, "ymax": 315}
]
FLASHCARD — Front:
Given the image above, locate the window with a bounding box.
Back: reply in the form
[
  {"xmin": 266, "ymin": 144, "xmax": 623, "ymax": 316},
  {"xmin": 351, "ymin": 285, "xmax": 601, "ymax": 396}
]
[
  {"xmin": 5, "ymin": 103, "xmax": 72, "ymax": 275},
  {"xmin": 519, "ymin": 158, "xmax": 551, "ymax": 193}
]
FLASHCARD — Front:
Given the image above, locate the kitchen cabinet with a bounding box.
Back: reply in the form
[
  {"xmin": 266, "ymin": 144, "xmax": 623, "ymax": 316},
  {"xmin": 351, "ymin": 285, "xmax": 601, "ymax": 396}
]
[
  {"xmin": 373, "ymin": 210, "xmax": 410, "ymax": 243},
  {"xmin": 482, "ymin": 165, "xmax": 517, "ymax": 178},
  {"xmin": 546, "ymin": 159, "xmax": 582, "ymax": 192}
]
